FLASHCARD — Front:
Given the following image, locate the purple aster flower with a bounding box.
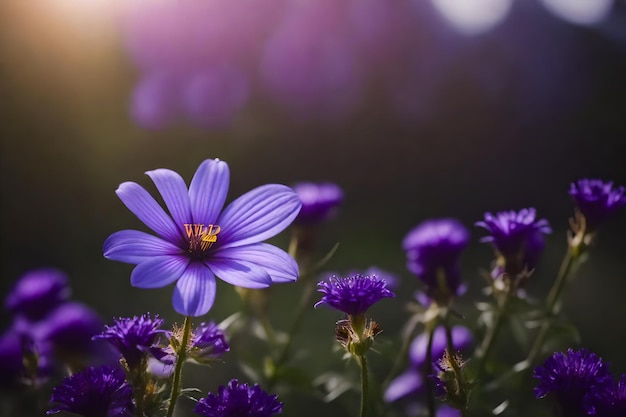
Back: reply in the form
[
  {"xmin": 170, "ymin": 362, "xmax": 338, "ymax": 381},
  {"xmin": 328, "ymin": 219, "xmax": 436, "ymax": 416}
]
[
  {"xmin": 189, "ymin": 321, "xmax": 230, "ymax": 363},
  {"xmin": 48, "ymin": 365, "xmax": 134, "ymax": 417},
  {"xmin": 5, "ymin": 269, "xmax": 71, "ymax": 321},
  {"xmin": 569, "ymin": 179, "xmax": 626, "ymax": 232},
  {"xmin": 476, "ymin": 208, "xmax": 551, "ymax": 276},
  {"xmin": 103, "ymin": 158, "xmax": 302, "ymax": 317},
  {"xmin": 586, "ymin": 374, "xmax": 626, "ymax": 417},
  {"xmin": 315, "ymin": 274, "xmax": 395, "ymax": 316},
  {"xmin": 384, "ymin": 326, "xmax": 473, "ymax": 402},
  {"xmin": 292, "ymin": 182, "xmax": 343, "ymax": 225},
  {"xmin": 534, "ymin": 349, "xmax": 614, "ymax": 417},
  {"xmin": 194, "ymin": 378, "xmax": 282, "ymax": 417},
  {"xmin": 0, "ymin": 330, "xmax": 27, "ymax": 389},
  {"xmin": 93, "ymin": 314, "xmax": 166, "ymax": 369},
  {"xmin": 402, "ymin": 218, "xmax": 469, "ymax": 301}
]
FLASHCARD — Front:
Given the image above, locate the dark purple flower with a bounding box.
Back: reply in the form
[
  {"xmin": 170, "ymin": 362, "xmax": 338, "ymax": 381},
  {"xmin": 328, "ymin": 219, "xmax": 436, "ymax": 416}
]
[
  {"xmin": 403, "ymin": 218, "xmax": 469, "ymax": 300},
  {"xmin": 476, "ymin": 208, "xmax": 551, "ymax": 276},
  {"xmin": 0, "ymin": 330, "xmax": 26, "ymax": 388},
  {"xmin": 534, "ymin": 349, "xmax": 614, "ymax": 417},
  {"xmin": 315, "ymin": 274, "xmax": 395, "ymax": 316},
  {"xmin": 12, "ymin": 302, "xmax": 103, "ymax": 359},
  {"xmin": 93, "ymin": 314, "xmax": 165, "ymax": 369},
  {"xmin": 189, "ymin": 321, "xmax": 230, "ymax": 363},
  {"xmin": 103, "ymin": 158, "xmax": 301, "ymax": 317},
  {"xmin": 194, "ymin": 378, "xmax": 283, "ymax": 417},
  {"xmin": 5, "ymin": 269, "xmax": 71, "ymax": 321},
  {"xmin": 292, "ymin": 182, "xmax": 343, "ymax": 225},
  {"xmin": 587, "ymin": 374, "xmax": 626, "ymax": 417},
  {"xmin": 48, "ymin": 365, "xmax": 133, "ymax": 417},
  {"xmin": 384, "ymin": 326, "xmax": 473, "ymax": 402},
  {"xmin": 569, "ymin": 179, "xmax": 626, "ymax": 232}
]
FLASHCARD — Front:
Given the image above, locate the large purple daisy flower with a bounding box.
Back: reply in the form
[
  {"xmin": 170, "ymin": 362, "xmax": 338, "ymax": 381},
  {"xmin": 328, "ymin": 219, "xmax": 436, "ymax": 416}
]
[{"xmin": 104, "ymin": 158, "xmax": 302, "ymax": 317}]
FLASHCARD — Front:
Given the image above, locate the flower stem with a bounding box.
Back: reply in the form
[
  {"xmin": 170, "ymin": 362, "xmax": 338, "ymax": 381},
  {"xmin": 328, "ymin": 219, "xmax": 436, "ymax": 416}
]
[
  {"xmin": 476, "ymin": 288, "xmax": 512, "ymax": 379},
  {"xmin": 382, "ymin": 313, "xmax": 421, "ymax": 390},
  {"xmin": 425, "ymin": 324, "xmax": 437, "ymax": 417},
  {"xmin": 166, "ymin": 316, "xmax": 192, "ymax": 417},
  {"xmin": 526, "ymin": 249, "xmax": 579, "ymax": 365},
  {"xmin": 358, "ymin": 354, "xmax": 369, "ymax": 417},
  {"xmin": 268, "ymin": 280, "xmax": 316, "ymax": 388}
]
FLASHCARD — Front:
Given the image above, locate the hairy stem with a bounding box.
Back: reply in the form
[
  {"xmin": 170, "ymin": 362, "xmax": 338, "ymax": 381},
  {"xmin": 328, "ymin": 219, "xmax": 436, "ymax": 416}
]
[
  {"xmin": 444, "ymin": 315, "xmax": 469, "ymax": 417},
  {"xmin": 358, "ymin": 354, "xmax": 369, "ymax": 417},
  {"xmin": 166, "ymin": 316, "xmax": 192, "ymax": 417}
]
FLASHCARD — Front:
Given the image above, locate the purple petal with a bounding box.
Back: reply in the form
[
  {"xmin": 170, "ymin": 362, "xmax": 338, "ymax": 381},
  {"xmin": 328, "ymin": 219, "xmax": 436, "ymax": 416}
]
[
  {"xmin": 211, "ymin": 243, "xmax": 298, "ymax": 283},
  {"xmin": 130, "ymin": 256, "xmax": 189, "ymax": 288},
  {"xmin": 207, "ymin": 258, "xmax": 271, "ymax": 288},
  {"xmin": 104, "ymin": 230, "xmax": 181, "ymax": 264},
  {"xmin": 116, "ymin": 181, "xmax": 183, "ymax": 244},
  {"xmin": 189, "ymin": 159, "xmax": 230, "ymax": 226},
  {"xmin": 172, "ymin": 264, "xmax": 217, "ymax": 316},
  {"xmin": 384, "ymin": 370, "xmax": 423, "ymax": 402},
  {"xmin": 217, "ymin": 184, "xmax": 302, "ymax": 248},
  {"xmin": 146, "ymin": 169, "xmax": 192, "ymax": 233}
]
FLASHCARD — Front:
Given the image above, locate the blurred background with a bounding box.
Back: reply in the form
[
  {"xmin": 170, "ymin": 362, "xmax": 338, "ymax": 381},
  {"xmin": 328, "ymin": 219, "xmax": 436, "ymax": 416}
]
[{"xmin": 1, "ymin": 0, "xmax": 626, "ymax": 415}]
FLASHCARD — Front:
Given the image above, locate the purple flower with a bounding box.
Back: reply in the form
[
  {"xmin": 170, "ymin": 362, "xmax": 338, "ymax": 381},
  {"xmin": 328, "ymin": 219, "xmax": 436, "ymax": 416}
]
[
  {"xmin": 315, "ymin": 274, "xmax": 395, "ymax": 316},
  {"xmin": 384, "ymin": 326, "xmax": 473, "ymax": 402},
  {"xmin": 569, "ymin": 179, "xmax": 626, "ymax": 232},
  {"xmin": 402, "ymin": 218, "xmax": 469, "ymax": 300},
  {"xmin": 13, "ymin": 302, "xmax": 103, "ymax": 356},
  {"xmin": 292, "ymin": 182, "xmax": 343, "ymax": 225},
  {"xmin": 4, "ymin": 269, "xmax": 71, "ymax": 321},
  {"xmin": 534, "ymin": 349, "xmax": 614, "ymax": 417},
  {"xmin": 0, "ymin": 330, "xmax": 26, "ymax": 388},
  {"xmin": 48, "ymin": 365, "xmax": 133, "ymax": 417},
  {"xmin": 93, "ymin": 314, "xmax": 165, "ymax": 369},
  {"xmin": 194, "ymin": 378, "xmax": 282, "ymax": 417},
  {"xmin": 103, "ymin": 158, "xmax": 301, "ymax": 317},
  {"xmin": 587, "ymin": 374, "xmax": 626, "ymax": 417},
  {"xmin": 476, "ymin": 208, "xmax": 551, "ymax": 276},
  {"xmin": 190, "ymin": 321, "xmax": 230, "ymax": 363}
]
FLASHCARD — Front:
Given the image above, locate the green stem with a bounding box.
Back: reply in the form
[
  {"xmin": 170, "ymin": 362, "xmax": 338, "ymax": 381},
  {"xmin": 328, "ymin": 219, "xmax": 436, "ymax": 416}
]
[
  {"xmin": 166, "ymin": 316, "xmax": 192, "ymax": 417},
  {"xmin": 476, "ymin": 289, "xmax": 512, "ymax": 379},
  {"xmin": 131, "ymin": 363, "xmax": 146, "ymax": 417},
  {"xmin": 425, "ymin": 324, "xmax": 437, "ymax": 417},
  {"xmin": 268, "ymin": 280, "xmax": 316, "ymax": 388},
  {"xmin": 526, "ymin": 250, "xmax": 577, "ymax": 365},
  {"xmin": 358, "ymin": 354, "xmax": 369, "ymax": 417},
  {"xmin": 382, "ymin": 313, "xmax": 421, "ymax": 390}
]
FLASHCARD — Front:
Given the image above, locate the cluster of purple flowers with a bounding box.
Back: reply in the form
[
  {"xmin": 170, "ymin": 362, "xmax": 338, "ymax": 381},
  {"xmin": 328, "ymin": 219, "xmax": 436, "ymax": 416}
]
[
  {"xmin": 0, "ymin": 269, "xmax": 103, "ymax": 388},
  {"xmin": 534, "ymin": 349, "xmax": 626, "ymax": 416},
  {"xmin": 119, "ymin": 0, "xmax": 593, "ymax": 129}
]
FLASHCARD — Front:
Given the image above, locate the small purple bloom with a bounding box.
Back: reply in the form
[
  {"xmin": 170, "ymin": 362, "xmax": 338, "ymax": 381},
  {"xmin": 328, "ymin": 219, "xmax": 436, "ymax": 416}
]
[
  {"xmin": 587, "ymin": 374, "xmax": 626, "ymax": 417},
  {"xmin": 0, "ymin": 330, "xmax": 26, "ymax": 388},
  {"xmin": 315, "ymin": 274, "xmax": 395, "ymax": 316},
  {"xmin": 569, "ymin": 179, "xmax": 626, "ymax": 232},
  {"xmin": 403, "ymin": 218, "xmax": 469, "ymax": 300},
  {"xmin": 103, "ymin": 158, "xmax": 302, "ymax": 317},
  {"xmin": 384, "ymin": 326, "xmax": 473, "ymax": 402},
  {"xmin": 190, "ymin": 321, "xmax": 230, "ymax": 363},
  {"xmin": 48, "ymin": 365, "xmax": 134, "ymax": 417},
  {"xmin": 5, "ymin": 269, "xmax": 71, "ymax": 321},
  {"xmin": 476, "ymin": 208, "xmax": 551, "ymax": 276},
  {"xmin": 93, "ymin": 314, "xmax": 165, "ymax": 369},
  {"xmin": 292, "ymin": 182, "xmax": 343, "ymax": 225},
  {"xmin": 194, "ymin": 378, "xmax": 283, "ymax": 417},
  {"xmin": 534, "ymin": 349, "xmax": 614, "ymax": 417},
  {"xmin": 32, "ymin": 302, "xmax": 103, "ymax": 354}
]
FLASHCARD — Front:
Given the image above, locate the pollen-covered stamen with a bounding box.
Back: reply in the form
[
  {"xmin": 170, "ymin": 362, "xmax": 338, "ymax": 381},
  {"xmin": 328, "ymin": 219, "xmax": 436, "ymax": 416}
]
[{"xmin": 184, "ymin": 224, "xmax": 221, "ymax": 258}]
